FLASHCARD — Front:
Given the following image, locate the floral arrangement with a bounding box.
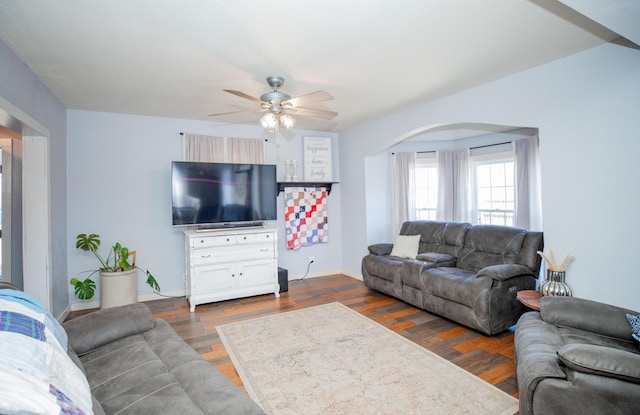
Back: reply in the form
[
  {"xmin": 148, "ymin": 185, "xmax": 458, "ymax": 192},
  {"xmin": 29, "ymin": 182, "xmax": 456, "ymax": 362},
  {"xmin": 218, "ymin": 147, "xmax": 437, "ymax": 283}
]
[{"xmin": 537, "ymin": 250, "xmax": 575, "ymax": 272}]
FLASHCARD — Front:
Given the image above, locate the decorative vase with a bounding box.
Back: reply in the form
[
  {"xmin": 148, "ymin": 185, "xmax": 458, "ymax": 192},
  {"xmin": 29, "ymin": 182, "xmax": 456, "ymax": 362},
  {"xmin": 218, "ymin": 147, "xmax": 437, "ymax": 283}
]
[
  {"xmin": 284, "ymin": 160, "xmax": 292, "ymax": 181},
  {"xmin": 539, "ymin": 270, "xmax": 573, "ymax": 297},
  {"xmin": 100, "ymin": 268, "xmax": 138, "ymax": 309}
]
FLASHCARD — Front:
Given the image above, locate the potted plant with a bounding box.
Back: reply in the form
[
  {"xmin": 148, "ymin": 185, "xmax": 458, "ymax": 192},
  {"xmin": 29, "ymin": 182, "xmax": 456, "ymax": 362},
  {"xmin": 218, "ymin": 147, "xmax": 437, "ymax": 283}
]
[{"xmin": 70, "ymin": 233, "xmax": 160, "ymax": 309}]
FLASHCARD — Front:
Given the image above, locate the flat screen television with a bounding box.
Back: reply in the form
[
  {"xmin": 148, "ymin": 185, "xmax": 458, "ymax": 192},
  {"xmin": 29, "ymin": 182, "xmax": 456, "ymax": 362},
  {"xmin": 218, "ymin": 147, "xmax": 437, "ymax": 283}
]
[{"xmin": 171, "ymin": 161, "xmax": 277, "ymax": 227}]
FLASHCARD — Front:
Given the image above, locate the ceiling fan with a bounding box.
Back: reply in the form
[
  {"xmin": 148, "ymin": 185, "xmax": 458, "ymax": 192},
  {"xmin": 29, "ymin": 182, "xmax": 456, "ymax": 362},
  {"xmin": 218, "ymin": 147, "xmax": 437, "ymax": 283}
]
[{"xmin": 209, "ymin": 76, "xmax": 337, "ymax": 145}]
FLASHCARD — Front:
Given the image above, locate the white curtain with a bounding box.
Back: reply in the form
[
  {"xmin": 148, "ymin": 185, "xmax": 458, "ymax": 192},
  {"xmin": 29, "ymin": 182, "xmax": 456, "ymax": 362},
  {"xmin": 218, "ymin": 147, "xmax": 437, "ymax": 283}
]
[
  {"xmin": 391, "ymin": 152, "xmax": 416, "ymax": 235},
  {"xmin": 513, "ymin": 135, "xmax": 542, "ymax": 230},
  {"xmin": 183, "ymin": 133, "xmax": 264, "ymax": 163},
  {"xmin": 184, "ymin": 133, "xmax": 225, "ymax": 162},
  {"xmin": 228, "ymin": 137, "xmax": 264, "ymax": 164},
  {"xmin": 436, "ymin": 149, "xmax": 469, "ymax": 222}
]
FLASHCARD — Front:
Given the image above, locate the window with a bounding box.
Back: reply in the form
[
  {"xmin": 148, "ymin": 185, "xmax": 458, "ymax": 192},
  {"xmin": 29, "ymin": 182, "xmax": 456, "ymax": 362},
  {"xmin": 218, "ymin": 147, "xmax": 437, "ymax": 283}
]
[
  {"xmin": 415, "ymin": 157, "xmax": 437, "ymax": 220},
  {"xmin": 471, "ymin": 152, "xmax": 514, "ymax": 226}
]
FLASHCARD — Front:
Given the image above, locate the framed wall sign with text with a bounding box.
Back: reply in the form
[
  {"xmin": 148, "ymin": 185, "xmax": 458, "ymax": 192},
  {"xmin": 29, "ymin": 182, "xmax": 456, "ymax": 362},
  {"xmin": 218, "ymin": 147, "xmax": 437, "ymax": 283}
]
[{"xmin": 304, "ymin": 137, "xmax": 332, "ymax": 181}]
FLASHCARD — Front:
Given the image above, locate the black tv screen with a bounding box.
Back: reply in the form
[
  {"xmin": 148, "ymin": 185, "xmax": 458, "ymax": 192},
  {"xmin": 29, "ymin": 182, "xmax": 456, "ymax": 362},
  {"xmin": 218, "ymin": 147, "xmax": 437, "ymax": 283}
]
[{"xmin": 171, "ymin": 161, "xmax": 277, "ymax": 226}]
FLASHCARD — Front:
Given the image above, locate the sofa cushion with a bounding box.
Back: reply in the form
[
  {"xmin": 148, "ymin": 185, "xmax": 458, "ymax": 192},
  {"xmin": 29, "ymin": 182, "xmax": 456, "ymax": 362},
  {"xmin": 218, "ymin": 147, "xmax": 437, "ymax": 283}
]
[
  {"xmin": 80, "ymin": 318, "xmax": 264, "ymax": 415},
  {"xmin": 362, "ymin": 254, "xmax": 404, "ymax": 283},
  {"xmin": 557, "ymin": 344, "xmax": 640, "ymax": 384},
  {"xmin": 400, "ymin": 220, "xmax": 470, "ymax": 257},
  {"xmin": 64, "ymin": 302, "xmax": 155, "ymax": 355},
  {"xmin": 400, "ymin": 260, "xmax": 437, "ymax": 289},
  {"xmin": 457, "ymin": 225, "xmax": 526, "ymax": 273},
  {"xmin": 422, "ymin": 266, "xmax": 493, "ymax": 308},
  {"xmin": 541, "ymin": 296, "xmax": 638, "ymax": 344},
  {"xmin": 390, "ymin": 234, "xmax": 420, "ymax": 259}
]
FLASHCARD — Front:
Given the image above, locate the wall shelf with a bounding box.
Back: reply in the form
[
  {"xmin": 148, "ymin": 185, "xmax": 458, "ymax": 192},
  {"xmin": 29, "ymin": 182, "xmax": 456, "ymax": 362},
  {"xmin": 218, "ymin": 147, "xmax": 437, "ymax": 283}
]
[{"xmin": 277, "ymin": 182, "xmax": 338, "ymax": 195}]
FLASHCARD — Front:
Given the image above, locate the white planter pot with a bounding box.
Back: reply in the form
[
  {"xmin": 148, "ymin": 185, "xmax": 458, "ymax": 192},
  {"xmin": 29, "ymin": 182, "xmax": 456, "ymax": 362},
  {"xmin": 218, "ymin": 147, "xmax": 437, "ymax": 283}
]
[{"xmin": 100, "ymin": 268, "xmax": 138, "ymax": 309}]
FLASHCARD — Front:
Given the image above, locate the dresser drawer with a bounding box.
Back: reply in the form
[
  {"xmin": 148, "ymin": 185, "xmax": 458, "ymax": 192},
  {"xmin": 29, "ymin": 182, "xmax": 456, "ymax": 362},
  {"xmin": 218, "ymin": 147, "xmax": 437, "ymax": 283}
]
[
  {"xmin": 236, "ymin": 232, "xmax": 275, "ymax": 245},
  {"xmin": 191, "ymin": 244, "xmax": 274, "ymax": 266},
  {"xmin": 191, "ymin": 234, "xmax": 236, "ymax": 249}
]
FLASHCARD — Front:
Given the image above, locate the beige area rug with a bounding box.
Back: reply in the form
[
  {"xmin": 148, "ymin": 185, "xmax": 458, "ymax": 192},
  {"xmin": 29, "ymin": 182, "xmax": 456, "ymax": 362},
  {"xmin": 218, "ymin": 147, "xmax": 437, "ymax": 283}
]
[{"xmin": 216, "ymin": 302, "xmax": 518, "ymax": 415}]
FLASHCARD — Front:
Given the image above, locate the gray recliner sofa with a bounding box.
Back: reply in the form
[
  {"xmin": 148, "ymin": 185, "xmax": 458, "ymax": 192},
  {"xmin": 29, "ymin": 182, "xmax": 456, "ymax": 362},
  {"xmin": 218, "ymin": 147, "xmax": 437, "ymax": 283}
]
[
  {"xmin": 514, "ymin": 296, "xmax": 640, "ymax": 415},
  {"xmin": 362, "ymin": 220, "xmax": 543, "ymax": 335},
  {"xmin": 63, "ymin": 303, "xmax": 265, "ymax": 415}
]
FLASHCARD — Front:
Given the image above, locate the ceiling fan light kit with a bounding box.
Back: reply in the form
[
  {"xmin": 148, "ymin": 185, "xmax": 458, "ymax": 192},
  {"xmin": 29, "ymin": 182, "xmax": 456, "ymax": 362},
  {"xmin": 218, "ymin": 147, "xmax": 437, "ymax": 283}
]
[
  {"xmin": 260, "ymin": 112, "xmax": 278, "ymax": 129},
  {"xmin": 210, "ymin": 75, "xmax": 337, "ymax": 146},
  {"xmin": 259, "ymin": 112, "xmax": 295, "ymax": 131},
  {"xmin": 280, "ymin": 113, "xmax": 296, "ymax": 129}
]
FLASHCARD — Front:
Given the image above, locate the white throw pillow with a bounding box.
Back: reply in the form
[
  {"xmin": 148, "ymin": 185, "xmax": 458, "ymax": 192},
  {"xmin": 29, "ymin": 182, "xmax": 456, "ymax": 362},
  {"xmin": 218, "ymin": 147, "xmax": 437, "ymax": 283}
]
[{"xmin": 390, "ymin": 234, "xmax": 421, "ymax": 259}]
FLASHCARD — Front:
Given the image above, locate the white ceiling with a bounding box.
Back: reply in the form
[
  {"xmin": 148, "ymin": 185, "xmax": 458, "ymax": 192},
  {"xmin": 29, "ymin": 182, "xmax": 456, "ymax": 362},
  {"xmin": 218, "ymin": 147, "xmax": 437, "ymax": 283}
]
[{"xmin": 0, "ymin": 0, "xmax": 635, "ymax": 133}]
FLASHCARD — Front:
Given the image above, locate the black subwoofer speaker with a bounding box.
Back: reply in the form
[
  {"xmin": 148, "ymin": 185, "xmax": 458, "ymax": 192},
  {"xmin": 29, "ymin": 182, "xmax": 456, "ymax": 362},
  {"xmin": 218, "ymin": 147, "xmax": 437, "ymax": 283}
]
[{"xmin": 278, "ymin": 267, "xmax": 288, "ymax": 293}]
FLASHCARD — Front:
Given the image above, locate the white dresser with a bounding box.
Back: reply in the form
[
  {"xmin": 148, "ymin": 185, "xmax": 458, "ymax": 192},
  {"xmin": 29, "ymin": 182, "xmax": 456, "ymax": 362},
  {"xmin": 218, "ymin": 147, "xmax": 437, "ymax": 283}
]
[{"xmin": 184, "ymin": 227, "xmax": 279, "ymax": 312}]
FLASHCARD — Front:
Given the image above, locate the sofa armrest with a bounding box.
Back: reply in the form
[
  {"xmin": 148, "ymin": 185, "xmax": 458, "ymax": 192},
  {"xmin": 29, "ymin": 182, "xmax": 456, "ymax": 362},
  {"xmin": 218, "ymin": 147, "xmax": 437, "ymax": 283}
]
[
  {"xmin": 368, "ymin": 243, "xmax": 393, "ymax": 256},
  {"xmin": 557, "ymin": 344, "xmax": 640, "ymax": 384},
  {"xmin": 541, "ymin": 296, "xmax": 638, "ymax": 342},
  {"xmin": 476, "ymin": 263, "xmax": 532, "ymax": 281},
  {"xmin": 63, "ymin": 303, "xmax": 155, "ymax": 355}
]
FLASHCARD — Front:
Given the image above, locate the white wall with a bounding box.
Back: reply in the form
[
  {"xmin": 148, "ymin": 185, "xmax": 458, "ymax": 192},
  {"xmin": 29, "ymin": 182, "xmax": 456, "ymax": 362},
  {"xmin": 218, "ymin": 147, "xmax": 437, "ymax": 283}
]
[
  {"xmin": 66, "ymin": 110, "xmax": 340, "ymax": 304},
  {"xmin": 0, "ymin": 39, "xmax": 68, "ymax": 318},
  {"xmin": 340, "ymin": 42, "xmax": 640, "ymax": 311}
]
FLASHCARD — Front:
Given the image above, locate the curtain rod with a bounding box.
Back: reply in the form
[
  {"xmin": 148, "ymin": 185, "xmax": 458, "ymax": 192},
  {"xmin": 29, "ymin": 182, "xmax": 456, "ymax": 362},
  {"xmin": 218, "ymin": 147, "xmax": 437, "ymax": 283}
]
[
  {"xmin": 391, "ymin": 150, "xmax": 436, "ymax": 155},
  {"xmin": 469, "ymin": 141, "xmax": 511, "ymax": 150},
  {"xmin": 392, "ymin": 141, "xmax": 512, "ymax": 155},
  {"xmin": 180, "ymin": 132, "xmax": 184, "ymax": 136}
]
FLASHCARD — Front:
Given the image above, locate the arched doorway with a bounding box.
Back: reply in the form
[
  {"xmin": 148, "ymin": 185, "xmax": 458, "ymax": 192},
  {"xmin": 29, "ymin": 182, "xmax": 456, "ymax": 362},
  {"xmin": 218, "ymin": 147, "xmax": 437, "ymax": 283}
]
[{"xmin": 363, "ymin": 122, "xmax": 539, "ymax": 244}]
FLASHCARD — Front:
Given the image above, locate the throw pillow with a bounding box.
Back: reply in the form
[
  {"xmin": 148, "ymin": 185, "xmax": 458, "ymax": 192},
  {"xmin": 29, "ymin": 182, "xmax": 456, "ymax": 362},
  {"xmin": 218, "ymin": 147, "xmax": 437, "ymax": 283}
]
[
  {"xmin": 626, "ymin": 314, "xmax": 640, "ymax": 342},
  {"xmin": 389, "ymin": 234, "xmax": 421, "ymax": 259}
]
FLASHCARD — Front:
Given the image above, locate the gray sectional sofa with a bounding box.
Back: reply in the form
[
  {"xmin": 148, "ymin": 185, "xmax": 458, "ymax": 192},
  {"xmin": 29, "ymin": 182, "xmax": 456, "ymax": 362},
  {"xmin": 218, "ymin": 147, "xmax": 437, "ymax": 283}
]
[
  {"xmin": 1, "ymin": 286, "xmax": 263, "ymax": 415},
  {"xmin": 515, "ymin": 296, "xmax": 640, "ymax": 415},
  {"xmin": 362, "ymin": 220, "xmax": 543, "ymax": 335},
  {"xmin": 63, "ymin": 303, "xmax": 265, "ymax": 415}
]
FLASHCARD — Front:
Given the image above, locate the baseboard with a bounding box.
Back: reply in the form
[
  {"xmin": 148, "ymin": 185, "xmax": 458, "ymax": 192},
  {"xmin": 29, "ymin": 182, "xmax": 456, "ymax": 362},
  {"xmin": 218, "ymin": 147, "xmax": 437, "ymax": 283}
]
[
  {"xmin": 57, "ymin": 304, "xmax": 72, "ymax": 323},
  {"xmin": 138, "ymin": 289, "xmax": 186, "ymax": 302},
  {"xmin": 341, "ymin": 270, "xmax": 363, "ymax": 281},
  {"xmin": 290, "ymin": 269, "xmax": 340, "ymax": 280},
  {"xmin": 69, "ymin": 289, "xmax": 186, "ymax": 311},
  {"xmin": 290, "ymin": 269, "xmax": 363, "ymax": 281},
  {"xmin": 67, "ymin": 274, "xmax": 362, "ymax": 312},
  {"xmin": 69, "ymin": 300, "xmax": 100, "ymax": 312}
]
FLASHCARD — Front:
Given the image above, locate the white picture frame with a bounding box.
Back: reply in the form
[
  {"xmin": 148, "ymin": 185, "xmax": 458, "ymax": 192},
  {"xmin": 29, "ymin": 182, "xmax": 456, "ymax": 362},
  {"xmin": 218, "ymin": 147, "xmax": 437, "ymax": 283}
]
[{"xmin": 303, "ymin": 136, "xmax": 332, "ymax": 181}]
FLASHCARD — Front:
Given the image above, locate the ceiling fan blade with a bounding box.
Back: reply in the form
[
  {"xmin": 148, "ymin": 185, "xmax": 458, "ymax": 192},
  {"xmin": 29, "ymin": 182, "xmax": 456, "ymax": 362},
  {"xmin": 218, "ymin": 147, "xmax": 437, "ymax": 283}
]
[
  {"xmin": 286, "ymin": 90, "xmax": 333, "ymax": 107},
  {"xmin": 208, "ymin": 108, "xmax": 267, "ymax": 117},
  {"xmin": 223, "ymin": 89, "xmax": 266, "ymax": 105},
  {"xmin": 289, "ymin": 107, "xmax": 338, "ymax": 120}
]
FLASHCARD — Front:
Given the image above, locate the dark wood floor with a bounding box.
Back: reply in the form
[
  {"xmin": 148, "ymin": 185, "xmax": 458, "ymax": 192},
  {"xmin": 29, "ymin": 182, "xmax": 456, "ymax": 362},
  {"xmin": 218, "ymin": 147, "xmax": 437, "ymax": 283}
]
[{"xmin": 140, "ymin": 274, "xmax": 519, "ymax": 398}]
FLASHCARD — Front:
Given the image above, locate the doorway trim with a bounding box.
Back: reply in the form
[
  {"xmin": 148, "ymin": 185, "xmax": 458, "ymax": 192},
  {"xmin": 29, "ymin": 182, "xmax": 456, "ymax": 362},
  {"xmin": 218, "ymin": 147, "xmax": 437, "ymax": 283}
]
[{"xmin": 0, "ymin": 95, "xmax": 52, "ymax": 311}]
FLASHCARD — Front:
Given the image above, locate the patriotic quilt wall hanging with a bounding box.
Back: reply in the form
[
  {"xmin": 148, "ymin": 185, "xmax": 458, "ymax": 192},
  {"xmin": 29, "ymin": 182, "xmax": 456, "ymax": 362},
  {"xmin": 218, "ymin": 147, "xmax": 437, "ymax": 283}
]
[{"xmin": 284, "ymin": 187, "xmax": 328, "ymax": 250}]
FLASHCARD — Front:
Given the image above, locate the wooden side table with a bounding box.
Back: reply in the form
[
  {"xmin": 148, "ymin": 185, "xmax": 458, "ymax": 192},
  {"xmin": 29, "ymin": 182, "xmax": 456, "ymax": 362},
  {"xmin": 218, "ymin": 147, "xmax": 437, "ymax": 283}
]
[{"xmin": 517, "ymin": 290, "xmax": 542, "ymax": 311}]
